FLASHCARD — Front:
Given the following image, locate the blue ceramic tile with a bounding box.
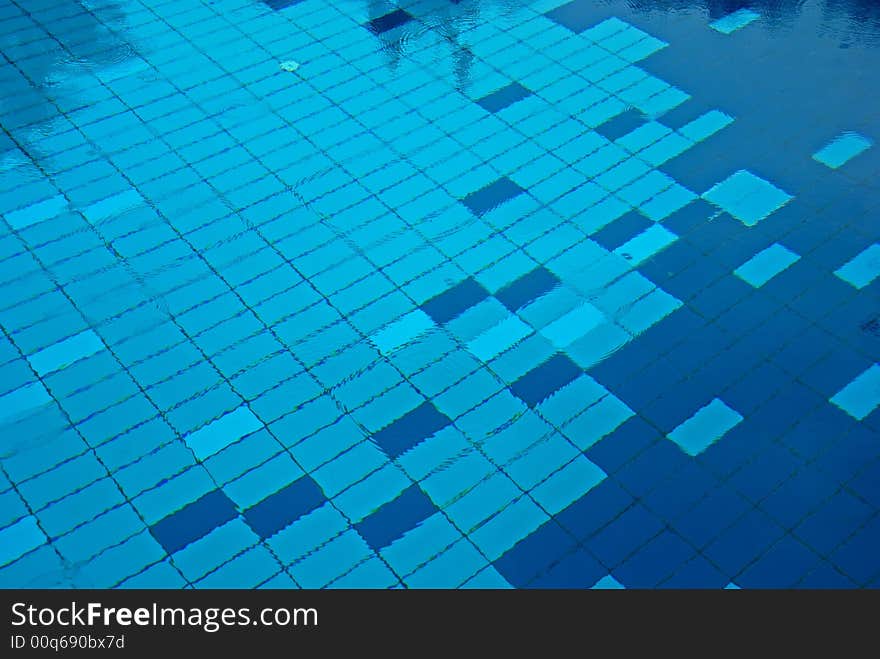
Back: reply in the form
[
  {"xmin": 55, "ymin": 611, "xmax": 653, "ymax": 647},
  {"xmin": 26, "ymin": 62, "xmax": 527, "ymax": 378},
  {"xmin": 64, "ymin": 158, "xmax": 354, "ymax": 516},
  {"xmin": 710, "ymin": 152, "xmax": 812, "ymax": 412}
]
[{"xmin": 1, "ymin": 0, "xmax": 878, "ymax": 590}]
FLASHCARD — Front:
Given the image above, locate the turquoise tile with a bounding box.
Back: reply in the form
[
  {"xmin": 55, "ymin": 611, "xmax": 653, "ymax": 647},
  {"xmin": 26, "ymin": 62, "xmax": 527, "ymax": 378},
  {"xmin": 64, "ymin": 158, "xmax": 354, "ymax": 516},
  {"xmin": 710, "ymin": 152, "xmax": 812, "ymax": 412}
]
[
  {"xmin": 735, "ymin": 243, "xmax": 801, "ymax": 287},
  {"xmin": 0, "ymin": 516, "xmax": 46, "ymax": 567},
  {"xmin": 834, "ymin": 244, "xmax": 880, "ymax": 289},
  {"xmin": 668, "ymin": 398, "xmax": 744, "ymax": 456},
  {"xmin": 813, "ymin": 132, "xmax": 872, "ymax": 169},
  {"xmin": 830, "ymin": 364, "xmax": 880, "ymax": 421}
]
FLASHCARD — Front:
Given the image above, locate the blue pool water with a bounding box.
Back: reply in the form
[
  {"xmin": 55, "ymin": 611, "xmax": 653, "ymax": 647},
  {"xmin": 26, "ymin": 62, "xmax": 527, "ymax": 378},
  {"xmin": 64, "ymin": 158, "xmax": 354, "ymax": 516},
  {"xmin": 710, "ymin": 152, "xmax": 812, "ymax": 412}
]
[{"xmin": 0, "ymin": 0, "xmax": 878, "ymax": 589}]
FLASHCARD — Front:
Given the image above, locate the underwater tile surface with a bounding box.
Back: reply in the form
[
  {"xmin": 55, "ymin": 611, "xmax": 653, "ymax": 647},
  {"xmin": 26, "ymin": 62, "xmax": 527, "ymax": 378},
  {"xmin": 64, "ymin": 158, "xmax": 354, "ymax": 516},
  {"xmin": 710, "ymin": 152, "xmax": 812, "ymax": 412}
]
[{"xmin": 0, "ymin": 0, "xmax": 879, "ymax": 589}]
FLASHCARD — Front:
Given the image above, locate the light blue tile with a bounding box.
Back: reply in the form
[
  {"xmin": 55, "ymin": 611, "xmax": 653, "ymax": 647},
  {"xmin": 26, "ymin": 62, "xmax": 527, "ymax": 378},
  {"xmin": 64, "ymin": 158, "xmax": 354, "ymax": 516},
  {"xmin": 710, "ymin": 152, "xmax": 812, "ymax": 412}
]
[
  {"xmin": 710, "ymin": 9, "xmax": 760, "ymax": 34},
  {"xmin": 3, "ymin": 195, "xmax": 68, "ymax": 230},
  {"xmin": 813, "ymin": 132, "xmax": 872, "ymax": 169},
  {"xmin": 563, "ymin": 394, "xmax": 634, "ymax": 450},
  {"xmin": 830, "ymin": 364, "xmax": 880, "ymax": 421},
  {"xmin": 290, "ymin": 529, "xmax": 372, "ymax": 588},
  {"xmin": 81, "ymin": 189, "xmax": 145, "ymax": 224},
  {"xmin": 405, "ymin": 537, "xmax": 486, "ymax": 588},
  {"xmin": 639, "ymin": 183, "xmax": 696, "ymax": 221},
  {"xmin": 461, "ymin": 565, "xmax": 512, "ymax": 589},
  {"xmin": 593, "ymin": 574, "xmax": 625, "ymax": 589},
  {"xmin": 614, "ymin": 224, "xmax": 678, "ymax": 265},
  {"xmin": 466, "ymin": 314, "xmax": 533, "ymax": 361},
  {"xmin": 702, "ymin": 170, "xmax": 792, "ymax": 226},
  {"xmin": 469, "ymin": 496, "xmax": 548, "ymax": 561},
  {"xmin": 0, "ymin": 382, "xmax": 52, "ymax": 424},
  {"xmin": 531, "ymin": 456, "xmax": 606, "ymax": 514},
  {"xmin": 679, "ymin": 110, "xmax": 734, "ymax": 142},
  {"xmin": 668, "ymin": 398, "xmax": 743, "ymax": 456},
  {"xmin": 184, "ymin": 406, "xmax": 263, "ymax": 461},
  {"xmin": 541, "ymin": 303, "xmax": 605, "ymax": 348},
  {"xmin": 27, "ymin": 330, "xmax": 105, "ymax": 376},
  {"xmin": 735, "ymin": 243, "xmax": 801, "ymax": 287},
  {"xmin": 381, "ymin": 513, "xmax": 460, "ymax": 576},
  {"xmin": 834, "ymin": 244, "xmax": 880, "ymax": 289},
  {"xmin": 371, "ymin": 309, "xmax": 434, "ymax": 355}
]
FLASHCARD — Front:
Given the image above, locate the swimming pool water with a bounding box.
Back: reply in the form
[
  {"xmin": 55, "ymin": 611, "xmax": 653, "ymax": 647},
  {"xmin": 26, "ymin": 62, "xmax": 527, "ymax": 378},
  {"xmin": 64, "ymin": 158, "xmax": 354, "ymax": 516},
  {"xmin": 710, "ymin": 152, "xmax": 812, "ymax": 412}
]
[{"xmin": 0, "ymin": 0, "xmax": 878, "ymax": 588}]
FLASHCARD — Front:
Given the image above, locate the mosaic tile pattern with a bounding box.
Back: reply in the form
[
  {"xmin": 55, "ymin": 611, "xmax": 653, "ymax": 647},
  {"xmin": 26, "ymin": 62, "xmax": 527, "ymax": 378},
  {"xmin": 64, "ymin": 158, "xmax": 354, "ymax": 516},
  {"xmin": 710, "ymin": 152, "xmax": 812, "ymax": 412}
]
[{"xmin": 0, "ymin": 0, "xmax": 879, "ymax": 589}]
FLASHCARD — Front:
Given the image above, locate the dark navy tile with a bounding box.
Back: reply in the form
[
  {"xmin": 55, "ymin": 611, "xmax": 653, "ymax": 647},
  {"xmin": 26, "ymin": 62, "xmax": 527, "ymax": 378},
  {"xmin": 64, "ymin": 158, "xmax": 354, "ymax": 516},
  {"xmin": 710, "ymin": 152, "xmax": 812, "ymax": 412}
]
[
  {"xmin": 614, "ymin": 531, "xmax": 696, "ymax": 587},
  {"xmin": 585, "ymin": 503, "xmax": 664, "ymax": 568},
  {"xmin": 243, "ymin": 476, "xmax": 325, "ymax": 539},
  {"xmin": 615, "ymin": 437, "xmax": 689, "ymax": 497},
  {"xmin": 672, "ymin": 484, "xmax": 750, "ymax": 549},
  {"xmin": 659, "ymin": 555, "xmax": 728, "ymax": 589},
  {"xmin": 494, "ymin": 521, "xmax": 576, "ymax": 587},
  {"xmin": 476, "ymin": 82, "xmax": 532, "ymax": 113},
  {"xmin": 798, "ymin": 561, "xmax": 857, "ymax": 588},
  {"xmin": 722, "ymin": 362, "xmax": 791, "ymax": 414},
  {"xmin": 759, "ymin": 464, "xmax": 839, "ymax": 528},
  {"xmin": 799, "ymin": 345, "xmax": 873, "ymax": 398},
  {"xmin": 771, "ymin": 325, "xmax": 834, "ymax": 376},
  {"xmin": 592, "ymin": 211, "xmax": 653, "ymax": 251},
  {"xmin": 461, "ymin": 177, "xmax": 524, "ymax": 216},
  {"xmin": 737, "ymin": 536, "xmax": 820, "ymax": 588},
  {"xmin": 830, "ymin": 516, "xmax": 880, "ymax": 585},
  {"xmin": 781, "ymin": 403, "xmax": 853, "ymax": 460},
  {"xmin": 545, "ymin": 0, "xmax": 606, "ymax": 33},
  {"xmin": 795, "ymin": 490, "xmax": 873, "ymax": 556},
  {"xmin": 727, "ymin": 444, "xmax": 802, "ymax": 503},
  {"xmin": 703, "ymin": 508, "xmax": 785, "ymax": 577},
  {"xmin": 355, "ymin": 485, "xmax": 437, "ymax": 551},
  {"xmin": 661, "ymin": 199, "xmax": 716, "ymax": 236},
  {"xmin": 640, "ymin": 377, "xmax": 712, "ymax": 434},
  {"xmin": 639, "ymin": 239, "xmax": 702, "ymax": 284},
  {"xmin": 595, "ymin": 108, "xmax": 646, "ymax": 142},
  {"xmin": 421, "ymin": 277, "xmax": 489, "ymax": 324},
  {"xmin": 556, "ymin": 479, "xmax": 634, "ymax": 542},
  {"xmin": 849, "ymin": 459, "xmax": 880, "ymax": 509},
  {"xmin": 815, "ymin": 425, "xmax": 880, "ymax": 482},
  {"xmin": 495, "ymin": 266, "xmax": 559, "ymax": 312},
  {"xmin": 372, "ymin": 402, "xmax": 452, "ymax": 458},
  {"xmin": 264, "ymin": 0, "xmax": 304, "ymax": 10},
  {"xmin": 510, "ymin": 353, "xmax": 581, "ymax": 408},
  {"xmin": 586, "ymin": 417, "xmax": 661, "ymax": 474},
  {"xmin": 529, "ymin": 548, "xmax": 605, "ymax": 589},
  {"xmin": 150, "ymin": 490, "xmax": 238, "ymax": 555},
  {"xmin": 367, "ymin": 8, "xmax": 414, "ymax": 35},
  {"xmin": 642, "ymin": 461, "xmax": 718, "ymax": 521}
]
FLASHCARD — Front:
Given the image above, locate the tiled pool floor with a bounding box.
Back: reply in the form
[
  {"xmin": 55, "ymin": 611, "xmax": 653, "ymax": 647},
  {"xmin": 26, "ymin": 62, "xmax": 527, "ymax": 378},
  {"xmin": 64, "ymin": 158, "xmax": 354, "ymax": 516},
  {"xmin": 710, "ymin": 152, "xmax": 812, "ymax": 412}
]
[{"xmin": 1, "ymin": 0, "xmax": 879, "ymax": 588}]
